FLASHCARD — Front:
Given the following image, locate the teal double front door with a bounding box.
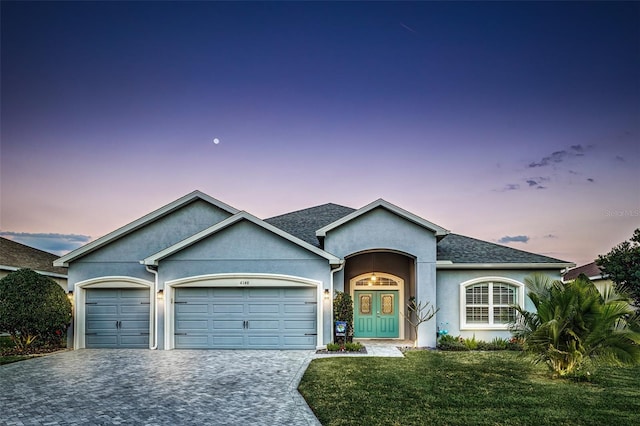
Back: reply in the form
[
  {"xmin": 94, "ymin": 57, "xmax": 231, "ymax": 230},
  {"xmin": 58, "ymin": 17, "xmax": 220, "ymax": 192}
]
[{"xmin": 354, "ymin": 290, "xmax": 399, "ymax": 338}]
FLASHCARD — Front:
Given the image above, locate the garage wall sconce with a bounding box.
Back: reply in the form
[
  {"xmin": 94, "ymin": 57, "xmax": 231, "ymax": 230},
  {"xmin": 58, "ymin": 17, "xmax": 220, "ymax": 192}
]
[
  {"xmin": 157, "ymin": 289, "xmax": 164, "ymax": 300},
  {"xmin": 323, "ymin": 289, "xmax": 330, "ymax": 300}
]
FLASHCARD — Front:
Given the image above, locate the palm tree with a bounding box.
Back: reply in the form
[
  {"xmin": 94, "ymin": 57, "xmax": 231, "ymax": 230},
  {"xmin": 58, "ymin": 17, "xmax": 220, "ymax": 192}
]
[{"xmin": 511, "ymin": 273, "xmax": 640, "ymax": 377}]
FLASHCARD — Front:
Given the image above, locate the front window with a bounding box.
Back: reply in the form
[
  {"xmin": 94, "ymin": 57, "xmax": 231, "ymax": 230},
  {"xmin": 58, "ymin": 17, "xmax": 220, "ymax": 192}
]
[{"xmin": 461, "ymin": 279, "xmax": 522, "ymax": 329}]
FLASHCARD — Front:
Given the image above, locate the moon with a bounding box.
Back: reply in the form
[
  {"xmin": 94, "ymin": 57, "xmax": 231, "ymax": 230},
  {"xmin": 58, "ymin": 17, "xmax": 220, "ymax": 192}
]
[{"xmin": 213, "ymin": 138, "xmax": 220, "ymax": 144}]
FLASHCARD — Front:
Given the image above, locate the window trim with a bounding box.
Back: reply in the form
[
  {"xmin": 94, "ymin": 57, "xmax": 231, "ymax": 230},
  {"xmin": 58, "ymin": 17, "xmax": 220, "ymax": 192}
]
[{"xmin": 459, "ymin": 277, "xmax": 525, "ymax": 330}]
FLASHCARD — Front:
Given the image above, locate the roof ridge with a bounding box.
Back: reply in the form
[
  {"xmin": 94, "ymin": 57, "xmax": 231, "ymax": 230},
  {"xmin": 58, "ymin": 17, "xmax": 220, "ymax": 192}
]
[{"xmin": 265, "ymin": 202, "xmax": 355, "ymax": 221}]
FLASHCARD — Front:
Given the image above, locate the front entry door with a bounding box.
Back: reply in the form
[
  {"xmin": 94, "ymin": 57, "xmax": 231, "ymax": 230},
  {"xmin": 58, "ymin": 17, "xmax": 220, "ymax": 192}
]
[{"xmin": 354, "ymin": 290, "xmax": 399, "ymax": 338}]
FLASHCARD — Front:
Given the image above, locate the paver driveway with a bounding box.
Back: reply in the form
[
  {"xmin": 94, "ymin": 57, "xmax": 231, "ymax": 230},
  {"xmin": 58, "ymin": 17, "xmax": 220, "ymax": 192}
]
[{"xmin": 1, "ymin": 349, "xmax": 321, "ymax": 425}]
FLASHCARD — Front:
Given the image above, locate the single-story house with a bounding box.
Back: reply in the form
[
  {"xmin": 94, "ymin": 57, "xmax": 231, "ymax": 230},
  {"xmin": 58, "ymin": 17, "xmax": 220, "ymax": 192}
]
[
  {"xmin": 54, "ymin": 191, "xmax": 573, "ymax": 350},
  {"xmin": 0, "ymin": 236, "xmax": 68, "ymax": 291},
  {"xmin": 562, "ymin": 261, "xmax": 613, "ymax": 293}
]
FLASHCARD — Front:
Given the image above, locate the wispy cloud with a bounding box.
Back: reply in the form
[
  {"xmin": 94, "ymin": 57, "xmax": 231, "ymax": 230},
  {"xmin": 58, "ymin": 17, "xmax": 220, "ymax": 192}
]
[
  {"xmin": 497, "ymin": 235, "xmax": 529, "ymax": 244},
  {"xmin": 587, "ymin": 178, "xmax": 595, "ymax": 183},
  {"xmin": 0, "ymin": 232, "xmax": 91, "ymax": 255},
  {"xmin": 528, "ymin": 144, "xmax": 591, "ymax": 168}
]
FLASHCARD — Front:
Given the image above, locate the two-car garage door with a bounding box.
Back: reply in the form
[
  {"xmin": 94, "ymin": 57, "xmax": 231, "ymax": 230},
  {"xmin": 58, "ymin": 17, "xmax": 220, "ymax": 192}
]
[{"xmin": 174, "ymin": 287, "xmax": 317, "ymax": 349}]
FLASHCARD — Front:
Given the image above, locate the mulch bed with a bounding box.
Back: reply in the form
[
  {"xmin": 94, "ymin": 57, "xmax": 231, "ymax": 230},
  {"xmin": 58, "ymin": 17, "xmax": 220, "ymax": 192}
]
[
  {"xmin": 315, "ymin": 346, "xmax": 368, "ymax": 354},
  {"xmin": 1, "ymin": 346, "xmax": 69, "ymax": 356}
]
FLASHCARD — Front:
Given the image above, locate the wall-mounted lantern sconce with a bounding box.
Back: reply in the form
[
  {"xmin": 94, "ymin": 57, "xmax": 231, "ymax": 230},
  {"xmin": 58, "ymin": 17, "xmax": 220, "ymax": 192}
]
[
  {"xmin": 157, "ymin": 289, "xmax": 164, "ymax": 300},
  {"xmin": 67, "ymin": 290, "xmax": 74, "ymax": 302},
  {"xmin": 323, "ymin": 289, "xmax": 330, "ymax": 300}
]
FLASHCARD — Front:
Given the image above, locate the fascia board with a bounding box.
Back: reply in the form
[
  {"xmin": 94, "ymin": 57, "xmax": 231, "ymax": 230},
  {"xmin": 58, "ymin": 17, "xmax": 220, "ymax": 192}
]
[
  {"xmin": 316, "ymin": 198, "xmax": 449, "ymax": 238},
  {"xmin": 436, "ymin": 262, "xmax": 576, "ymax": 270},
  {"xmin": 54, "ymin": 190, "xmax": 239, "ymax": 267},
  {"xmin": 143, "ymin": 211, "xmax": 342, "ymax": 266}
]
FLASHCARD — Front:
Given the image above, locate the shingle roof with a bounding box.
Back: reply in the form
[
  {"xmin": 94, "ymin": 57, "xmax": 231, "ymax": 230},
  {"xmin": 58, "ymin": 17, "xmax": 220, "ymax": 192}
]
[
  {"xmin": 0, "ymin": 237, "xmax": 67, "ymax": 276},
  {"xmin": 563, "ymin": 261, "xmax": 602, "ymax": 281},
  {"xmin": 436, "ymin": 233, "xmax": 569, "ymax": 264},
  {"xmin": 265, "ymin": 203, "xmax": 570, "ymax": 265},
  {"xmin": 265, "ymin": 203, "xmax": 356, "ymax": 247}
]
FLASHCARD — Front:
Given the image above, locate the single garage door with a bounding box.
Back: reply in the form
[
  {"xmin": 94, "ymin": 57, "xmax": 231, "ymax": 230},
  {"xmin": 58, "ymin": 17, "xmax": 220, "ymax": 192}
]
[
  {"xmin": 85, "ymin": 288, "xmax": 150, "ymax": 348},
  {"xmin": 174, "ymin": 287, "xmax": 317, "ymax": 349}
]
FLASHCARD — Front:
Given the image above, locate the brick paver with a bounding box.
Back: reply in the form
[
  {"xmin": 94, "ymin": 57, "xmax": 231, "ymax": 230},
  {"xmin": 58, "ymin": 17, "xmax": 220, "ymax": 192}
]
[{"xmin": 0, "ymin": 349, "xmax": 321, "ymax": 425}]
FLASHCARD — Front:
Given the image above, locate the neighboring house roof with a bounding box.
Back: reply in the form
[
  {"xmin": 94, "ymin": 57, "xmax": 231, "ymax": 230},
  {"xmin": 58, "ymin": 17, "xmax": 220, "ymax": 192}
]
[
  {"xmin": 55, "ymin": 190, "xmax": 239, "ymax": 267},
  {"xmin": 436, "ymin": 233, "xmax": 573, "ymax": 268},
  {"xmin": 0, "ymin": 237, "xmax": 68, "ymax": 278},
  {"xmin": 143, "ymin": 211, "xmax": 342, "ymax": 266},
  {"xmin": 315, "ymin": 199, "xmax": 450, "ymax": 239},
  {"xmin": 264, "ymin": 203, "xmax": 356, "ymax": 247},
  {"xmin": 563, "ymin": 261, "xmax": 602, "ymax": 281}
]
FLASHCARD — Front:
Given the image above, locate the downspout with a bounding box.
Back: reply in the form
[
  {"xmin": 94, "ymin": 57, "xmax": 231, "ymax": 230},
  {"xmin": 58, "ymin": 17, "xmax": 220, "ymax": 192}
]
[
  {"xmin": 145, "ymin": 265, "xmax": 159, "ymax": 350},
  {"xmin": 329, "ymin": 260, "xmax": 346, "ymax": 344}
]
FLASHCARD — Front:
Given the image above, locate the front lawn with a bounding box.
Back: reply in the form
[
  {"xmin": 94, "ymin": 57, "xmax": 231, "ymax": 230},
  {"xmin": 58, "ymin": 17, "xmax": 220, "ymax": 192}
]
[
  {"xmin": 299, "ymin": 351, "xmax": 640, "ymax": 426},
  {"xmin": 0, "ymin": 336, "xmax": 28, "ymax": 365}
]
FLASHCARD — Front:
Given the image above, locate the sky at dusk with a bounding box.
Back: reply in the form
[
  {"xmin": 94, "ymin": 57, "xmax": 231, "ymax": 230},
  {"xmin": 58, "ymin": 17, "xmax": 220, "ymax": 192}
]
[{"xmin": 1, "ymin": 1, "xmax": 638, "ymax": 266}]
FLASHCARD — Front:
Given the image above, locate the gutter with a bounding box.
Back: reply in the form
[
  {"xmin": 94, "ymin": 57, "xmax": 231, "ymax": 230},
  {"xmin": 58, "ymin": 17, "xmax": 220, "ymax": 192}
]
[
  {"xmin": 145, "ymin": 265, "xmax": 159, "ymax": 350},
  {"xmin": 436, "ymin": 262, "xmax": 575, "ymax": 270}
]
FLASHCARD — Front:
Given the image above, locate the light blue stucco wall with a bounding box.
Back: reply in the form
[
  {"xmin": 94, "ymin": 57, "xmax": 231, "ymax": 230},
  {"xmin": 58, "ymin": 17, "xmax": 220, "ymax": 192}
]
[
  {"xmin": 67, "ymin": 200, "xmax": 233, "ymax": 288},
  {"xmin": 155, "ymin": 219, "xmax": 333, "ymax": 349},
  {"xmin": 323, "ymin": 207, "xmax": 438, "ymax": 346},
  {"xmin": 435, "ymin": 268, "xmax": 564, "ymax": 341}
]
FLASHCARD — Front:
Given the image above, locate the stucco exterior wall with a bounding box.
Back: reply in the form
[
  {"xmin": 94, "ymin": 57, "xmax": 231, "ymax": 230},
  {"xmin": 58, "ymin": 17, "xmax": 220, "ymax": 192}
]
[
  {"xmin": 323, "ymin": 207, "xmax": 438, "ymax": 346},
  {"xmin": 67, "ymin": 200, "xmax": 232, "ymax": 289},
  {"xmin": 435, "ymin": 268, "xmax": 563, "ymax": 341}
]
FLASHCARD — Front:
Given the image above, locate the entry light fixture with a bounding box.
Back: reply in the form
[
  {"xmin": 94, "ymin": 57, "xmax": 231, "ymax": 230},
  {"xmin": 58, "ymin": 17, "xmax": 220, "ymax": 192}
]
[
  {"xmin": 157, "ymin": 289, "xmax": 164, "ymax": 300},
  {"xmin": 67, "ymin": 290, "xmax": 74, "ymax": 302},
  {"xmin": 324, "ymin": 289, "xmax": 330, "ymax": 300}
]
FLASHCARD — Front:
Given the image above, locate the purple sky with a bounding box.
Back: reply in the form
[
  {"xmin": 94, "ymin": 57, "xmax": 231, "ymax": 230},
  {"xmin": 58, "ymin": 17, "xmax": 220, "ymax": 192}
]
[{"xmin": 1, "ymin": 1, "xmax": 638, "ymax": 266}]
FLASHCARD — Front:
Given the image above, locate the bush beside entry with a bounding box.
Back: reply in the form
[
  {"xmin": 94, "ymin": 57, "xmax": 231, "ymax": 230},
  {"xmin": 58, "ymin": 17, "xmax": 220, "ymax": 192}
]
[
  {"xmin": 333, "ymin": 291, "xmax": 354, "ymax": 343},
  {"xmin": 0, "ymin": 268, "xmax": 72, "ymax": 350}
]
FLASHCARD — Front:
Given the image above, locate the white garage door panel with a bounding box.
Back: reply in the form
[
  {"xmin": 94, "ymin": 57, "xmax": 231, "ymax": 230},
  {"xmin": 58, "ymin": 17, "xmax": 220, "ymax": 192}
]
[{"xmin": 174, "ymin": 287, "xmax": 317, "ymax": 349}]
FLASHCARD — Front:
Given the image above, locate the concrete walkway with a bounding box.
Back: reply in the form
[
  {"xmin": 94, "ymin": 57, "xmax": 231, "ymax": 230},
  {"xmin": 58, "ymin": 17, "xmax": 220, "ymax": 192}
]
[{"xmin": 1, "ymin": 343, "xmax": 407, "ymax": 425}]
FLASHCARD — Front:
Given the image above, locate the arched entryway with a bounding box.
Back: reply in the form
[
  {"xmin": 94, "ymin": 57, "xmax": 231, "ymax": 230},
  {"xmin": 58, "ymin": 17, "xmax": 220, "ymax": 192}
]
[{"xmin": 344, "ymin": 251, "xmax": 415, "ymax": 340}]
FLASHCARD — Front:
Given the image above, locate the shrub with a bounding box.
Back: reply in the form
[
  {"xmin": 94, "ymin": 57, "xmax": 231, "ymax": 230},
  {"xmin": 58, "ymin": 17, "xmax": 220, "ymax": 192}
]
[
  {"xmin": 512, "ymin": 273, "xmax": 640, "ymax": 377},
  {"xmin": 462, "ymin": 334, "xmax": 479, "ymax": 350},
  {"xmin": 0, "ymin": 269, "xmax": 72, "ymax": 350},
  {"xmin": 333, "ymin": 291, "xmax": 354, "ymax": 342},
  {"xmin": 488, "ymin": 337, "xmax": 509, "ymax": 351},
  {"xmin": 437, "ymin": 334, "xmax": 469, "ymax": 351},
  {"xmin": 326, "ymin": 343, "xmax": 341, "ymax": 351},
  {"xmin": 344, "ymin": 341, "xmax": 364, "ymax": 352}
]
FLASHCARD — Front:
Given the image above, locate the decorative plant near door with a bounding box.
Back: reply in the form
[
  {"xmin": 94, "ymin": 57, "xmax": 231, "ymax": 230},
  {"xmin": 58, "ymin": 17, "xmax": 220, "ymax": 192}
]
[
  {"xmin": 333, "ymin": 291, "xmax": 354, "ymax": 343},
  {"xmin": 402, "ymin": 296, "xmax": 439, "ymax": 348}
]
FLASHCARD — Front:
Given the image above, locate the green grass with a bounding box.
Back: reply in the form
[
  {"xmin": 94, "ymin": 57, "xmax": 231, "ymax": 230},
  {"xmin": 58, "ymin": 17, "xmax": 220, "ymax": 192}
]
[
  {"xmin": 0, "ymin": 336, "xmax": 28, "ymax": 365},
  {"xmin": 298, "ymin": 351, "xmax": 640, "ymax": 426}
]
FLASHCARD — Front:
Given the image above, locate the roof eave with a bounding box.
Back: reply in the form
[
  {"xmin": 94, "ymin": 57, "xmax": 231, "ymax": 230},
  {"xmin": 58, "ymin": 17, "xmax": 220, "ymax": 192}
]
[
  {"xmin": 144, "ymin": 211, "xmax": 342, "ymax": 266},
  {"xmin": 436, "ymin": 262, "xmax": 576, "ymax": 270},
  {"xmin": 55, "ymin": 191, "xmax": 239, "ymax": 266}
]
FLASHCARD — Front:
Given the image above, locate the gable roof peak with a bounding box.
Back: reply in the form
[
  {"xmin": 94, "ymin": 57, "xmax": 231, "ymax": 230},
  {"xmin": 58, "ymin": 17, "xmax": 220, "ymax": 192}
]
[
  {"xmin": 54, "ymin": 191, "xmax": 239, "ymax": 267},
  {"xmin": 316, "ymin": 199, "xmax": 449, "ymax": 238}
]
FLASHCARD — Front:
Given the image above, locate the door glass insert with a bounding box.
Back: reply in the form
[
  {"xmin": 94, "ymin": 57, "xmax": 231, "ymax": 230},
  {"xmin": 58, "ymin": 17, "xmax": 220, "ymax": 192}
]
[
  {"xmin": 381, "ymin": 294, "xmax": 394, "ymax": 314},
  {"xmin": 359, "ymin": 294, "xmax": 372, "ymax": 315}
]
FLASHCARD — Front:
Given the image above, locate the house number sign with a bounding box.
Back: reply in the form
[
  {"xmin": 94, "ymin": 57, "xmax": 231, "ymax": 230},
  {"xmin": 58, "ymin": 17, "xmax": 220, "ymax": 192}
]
[{"xmin": 239, "ymin": 280, "xmax": 250, "ymax": 286}]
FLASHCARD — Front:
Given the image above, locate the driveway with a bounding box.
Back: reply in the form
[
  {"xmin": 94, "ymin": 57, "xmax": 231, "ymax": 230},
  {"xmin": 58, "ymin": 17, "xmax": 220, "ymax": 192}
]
[{"xmin": 1, "ymin": 349, "xmax": 321, "ymax": 425}]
